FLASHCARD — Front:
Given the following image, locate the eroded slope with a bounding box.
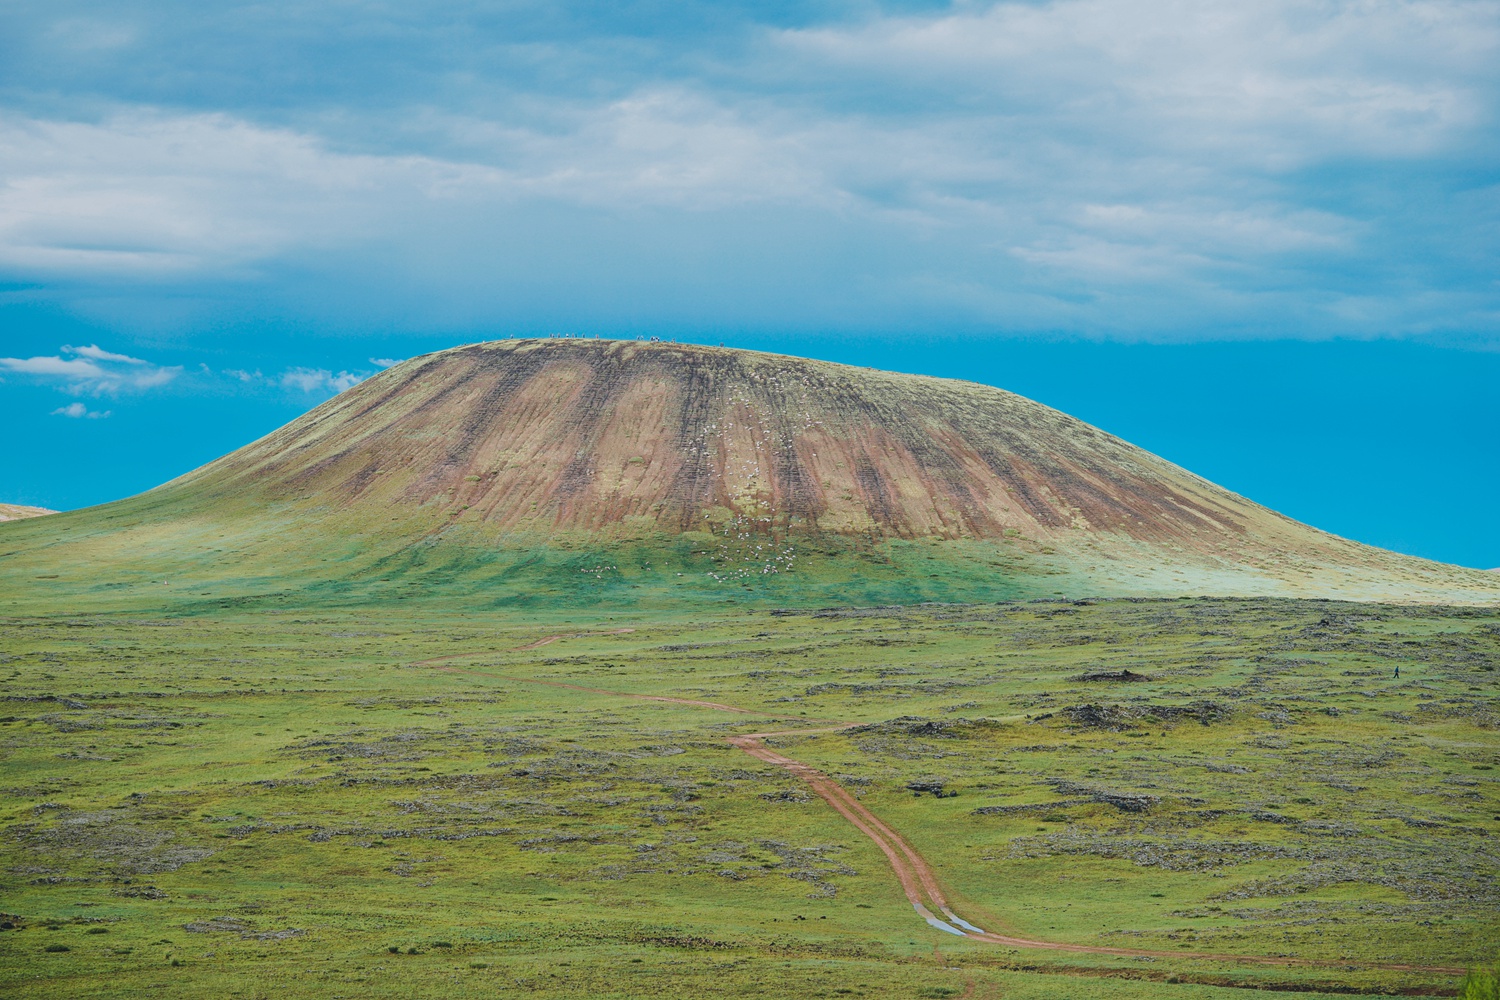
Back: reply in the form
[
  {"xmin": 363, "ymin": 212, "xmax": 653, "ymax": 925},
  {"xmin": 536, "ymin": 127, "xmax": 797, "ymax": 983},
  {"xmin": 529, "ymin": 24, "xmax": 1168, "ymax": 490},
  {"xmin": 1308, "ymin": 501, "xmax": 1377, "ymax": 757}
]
[{"xmin": 1, "ymin": 339, "xmax": 1495, "ymax": 609}]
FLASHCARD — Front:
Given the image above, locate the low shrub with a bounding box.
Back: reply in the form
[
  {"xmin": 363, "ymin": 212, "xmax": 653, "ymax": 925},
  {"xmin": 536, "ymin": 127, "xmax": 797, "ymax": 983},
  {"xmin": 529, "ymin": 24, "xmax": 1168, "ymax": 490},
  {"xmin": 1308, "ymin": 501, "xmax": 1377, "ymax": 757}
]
[{"xmin": 1461, "ymin": 960, "xmax": 1498, "ymax": 1000}]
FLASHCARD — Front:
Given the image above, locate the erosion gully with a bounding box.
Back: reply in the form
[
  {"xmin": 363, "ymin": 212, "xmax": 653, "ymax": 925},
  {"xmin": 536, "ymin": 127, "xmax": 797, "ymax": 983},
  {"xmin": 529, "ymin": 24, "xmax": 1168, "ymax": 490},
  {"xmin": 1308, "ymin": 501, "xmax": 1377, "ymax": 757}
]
[{"xmin": 416, "ymin": 636, "xmax": 1463, "ymax": 985}]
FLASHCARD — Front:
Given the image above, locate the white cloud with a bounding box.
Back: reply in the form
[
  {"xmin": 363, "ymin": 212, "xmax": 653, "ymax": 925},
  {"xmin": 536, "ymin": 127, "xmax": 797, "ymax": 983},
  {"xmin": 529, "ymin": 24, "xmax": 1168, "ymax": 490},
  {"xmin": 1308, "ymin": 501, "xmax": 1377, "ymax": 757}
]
[
  {"xmin": 0, "ymin": 1, "xmax": 1493, "ymax": 337},
  {"xmin": 51, "ymin": 401, "xmax": 111, "ymax": 418},
  {"xmin": 280, "ymin": 367, "xmax": 365, "ymax": 394},
  {"xmin": 0, "ymin": 96, "xmax": 832, "ymax": 285},
  {"xmin": 369, "ymin": 357, "xmax": 404, "ymax": 367},
  {"xmin": 0, "ymin": 111, "xmax": 509, "ymax": 280},
  {"xmin": 777, "ymin": 0, "xmax": 1497, "ymax": 163},
  {"xmin": 0, "ymin": 344, "xmax": 180, "ymax": 394},
  {"xmin": 47, "ymin": 17, "xmax": 138, "ymax": 53},
  {"xmin": 64, "ymin": 343, "xmax": 147, "ymax": 363},
  {"xmin": 212, "ymin": 364, "xmax": 366, "ymax": 396},
  {"xmin": 3, "ymin": 355, "xmax": 103, "ymax": 378}
]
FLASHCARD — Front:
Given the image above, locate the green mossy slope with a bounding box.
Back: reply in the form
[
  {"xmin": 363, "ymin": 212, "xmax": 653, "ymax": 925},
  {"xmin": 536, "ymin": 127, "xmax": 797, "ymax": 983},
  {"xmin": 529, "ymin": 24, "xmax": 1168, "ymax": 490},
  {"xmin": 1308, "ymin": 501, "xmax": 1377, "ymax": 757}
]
[{"xmin": 1, "ymin": 598, "xmax": 1494, "ymax": 997}]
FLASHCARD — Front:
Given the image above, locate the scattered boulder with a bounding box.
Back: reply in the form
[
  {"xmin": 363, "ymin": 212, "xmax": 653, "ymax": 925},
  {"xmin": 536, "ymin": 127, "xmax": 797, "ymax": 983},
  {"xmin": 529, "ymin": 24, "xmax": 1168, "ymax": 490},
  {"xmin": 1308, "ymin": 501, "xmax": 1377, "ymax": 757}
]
[
  {"xmin": 1071, "ymin": 669, "xmax": 1151, "ymax": 683},
  {"xmin": 1061, "ymin": 700, "xmax": 1232, "ymax": 731},
  {"xmin": 848, "ymin": 716, "xmax": 968, "ymax": 738},
  {"xmin": 1064, "ymin": 704, "xmax": 1135, "ymax": 730},
  {"xmin": 1091, "ymin": 791, "xmax": 1159, "ymax": 813},
  {"xmin": 184, "ymin": 917, "xmax": 249, "ymax": 934},
  {"xmin": 184, "ymin": 917, "xmax": 303, "ymax": 940},
  {"xmin": 1049, "ymin": 779, "xmax": 1160, "ymax": 812},
  {"xmin": 973, "ymin": 798, "xmax": 1093, "ymax": 817},
  {"xmin": 905, "ymin": 780, "xmax": 957, "ymax": 799}
]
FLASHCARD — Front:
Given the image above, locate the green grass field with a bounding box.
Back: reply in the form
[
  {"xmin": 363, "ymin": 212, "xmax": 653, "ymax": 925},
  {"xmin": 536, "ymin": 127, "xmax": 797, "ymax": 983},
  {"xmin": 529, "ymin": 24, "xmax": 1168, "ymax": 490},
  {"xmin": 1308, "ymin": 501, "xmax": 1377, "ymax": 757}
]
[{"xmin": 2, "ymin": 598, "xmax": 1496, "ymax": 997}]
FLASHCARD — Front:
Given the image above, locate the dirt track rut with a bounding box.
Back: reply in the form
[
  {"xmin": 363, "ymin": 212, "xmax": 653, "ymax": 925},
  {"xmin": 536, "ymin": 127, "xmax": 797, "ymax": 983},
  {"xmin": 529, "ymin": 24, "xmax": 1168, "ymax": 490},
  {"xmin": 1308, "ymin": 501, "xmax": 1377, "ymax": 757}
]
[{"xmin": 417, "ymin": 644, "xmax": 1463, "ymax": 978}]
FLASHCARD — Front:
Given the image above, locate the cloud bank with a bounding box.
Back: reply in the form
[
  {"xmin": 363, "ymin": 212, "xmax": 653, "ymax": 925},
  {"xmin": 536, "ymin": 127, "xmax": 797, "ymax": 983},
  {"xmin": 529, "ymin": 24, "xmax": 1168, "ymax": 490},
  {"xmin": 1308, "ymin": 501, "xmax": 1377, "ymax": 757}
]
[{"xmin": 0, "ymin": 0, "xmax": 1496, "ymax": 339}]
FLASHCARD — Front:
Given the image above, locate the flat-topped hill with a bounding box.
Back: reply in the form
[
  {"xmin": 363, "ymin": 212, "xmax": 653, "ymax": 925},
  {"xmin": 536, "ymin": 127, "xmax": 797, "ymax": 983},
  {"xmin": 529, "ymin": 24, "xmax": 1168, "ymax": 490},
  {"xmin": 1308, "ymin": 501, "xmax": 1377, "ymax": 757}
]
[
  {"xmin": 176, "ymin": 339, "xmax": 1304, "ymax": 547},
  {"xmin": 2, "ymin": 339, "xmax": 1495, "ymax": 611}
]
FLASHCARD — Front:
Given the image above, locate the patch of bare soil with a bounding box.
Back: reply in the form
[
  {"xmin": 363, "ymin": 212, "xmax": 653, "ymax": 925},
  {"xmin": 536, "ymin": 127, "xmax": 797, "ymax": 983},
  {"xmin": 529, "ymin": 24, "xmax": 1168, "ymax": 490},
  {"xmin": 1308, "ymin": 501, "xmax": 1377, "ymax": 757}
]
[{"xmin": 0, "ymin": 503, "xmax": 56, "ymax": 521}]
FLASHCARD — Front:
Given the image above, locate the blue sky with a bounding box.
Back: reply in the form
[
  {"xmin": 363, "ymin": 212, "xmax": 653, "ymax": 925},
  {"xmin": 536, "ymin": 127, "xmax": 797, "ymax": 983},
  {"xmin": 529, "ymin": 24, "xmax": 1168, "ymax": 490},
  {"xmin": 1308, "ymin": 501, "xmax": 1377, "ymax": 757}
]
[{"xmin": 1, "ymin": 1, "xmax": 1497, "ymax": 567}]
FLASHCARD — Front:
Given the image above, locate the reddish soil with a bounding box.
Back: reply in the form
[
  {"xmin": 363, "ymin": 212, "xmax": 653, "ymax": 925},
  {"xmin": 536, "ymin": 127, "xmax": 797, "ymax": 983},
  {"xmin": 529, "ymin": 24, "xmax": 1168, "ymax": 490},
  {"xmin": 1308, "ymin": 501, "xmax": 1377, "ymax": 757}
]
[{"xmin": 192, "ymin": 339, "xmax": 1356, "ymax": 559}]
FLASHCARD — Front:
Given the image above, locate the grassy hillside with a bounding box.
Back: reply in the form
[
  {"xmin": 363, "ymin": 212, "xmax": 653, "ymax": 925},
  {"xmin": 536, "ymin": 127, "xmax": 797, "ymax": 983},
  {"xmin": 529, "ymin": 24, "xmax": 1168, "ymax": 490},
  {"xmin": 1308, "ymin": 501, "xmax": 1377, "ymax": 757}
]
[
  {"xmin": 7, "ymin": 500, "xmax": 1495, "ymax": 616},
  {"xmin": 2, "ymin": 338, "xmax": 1497, "ymax": 612},
  {"xmin": 2, "ymin": 598, "xmax": 1496, "ymax": 998},
  {"xmin": 3, "ymin": 339, "xmax": 1496, "ymax": 997}
]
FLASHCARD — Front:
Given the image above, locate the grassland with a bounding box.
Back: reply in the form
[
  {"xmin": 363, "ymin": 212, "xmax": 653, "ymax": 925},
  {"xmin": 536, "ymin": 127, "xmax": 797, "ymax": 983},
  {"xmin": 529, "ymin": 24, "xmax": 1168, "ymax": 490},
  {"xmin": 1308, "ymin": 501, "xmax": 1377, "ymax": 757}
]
[{"xmin": 2, "ymin": 597, "xmax": 1496, "ymax": 998}]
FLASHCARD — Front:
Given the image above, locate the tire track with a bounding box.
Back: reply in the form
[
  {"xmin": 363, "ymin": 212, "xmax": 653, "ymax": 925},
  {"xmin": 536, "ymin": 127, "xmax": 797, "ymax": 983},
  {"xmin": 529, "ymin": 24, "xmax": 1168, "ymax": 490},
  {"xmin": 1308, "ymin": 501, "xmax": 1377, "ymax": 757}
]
[
  {"xmin": 512, "ymin": 628, "xmax": 637, "ymax": 651},
  {"xmin": 416, "ymin": 645, "xmax": 1465, "ymax": 979}
]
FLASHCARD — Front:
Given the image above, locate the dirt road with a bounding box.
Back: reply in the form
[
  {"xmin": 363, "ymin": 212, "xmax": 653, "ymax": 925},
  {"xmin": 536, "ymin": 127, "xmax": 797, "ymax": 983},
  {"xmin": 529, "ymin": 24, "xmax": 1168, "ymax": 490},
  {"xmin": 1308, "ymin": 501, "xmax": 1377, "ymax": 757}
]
[{"xmin": 417, "ymin": 644, "xmax": 1464, "ymax": 979}]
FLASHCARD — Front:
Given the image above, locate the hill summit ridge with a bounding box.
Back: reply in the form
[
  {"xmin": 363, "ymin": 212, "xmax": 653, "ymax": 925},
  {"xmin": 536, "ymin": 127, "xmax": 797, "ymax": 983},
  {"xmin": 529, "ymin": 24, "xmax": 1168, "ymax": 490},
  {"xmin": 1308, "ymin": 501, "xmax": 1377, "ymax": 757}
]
[{"xmin": 177, "ymin": 338, "xmax": 1295, "ymax": 549}]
